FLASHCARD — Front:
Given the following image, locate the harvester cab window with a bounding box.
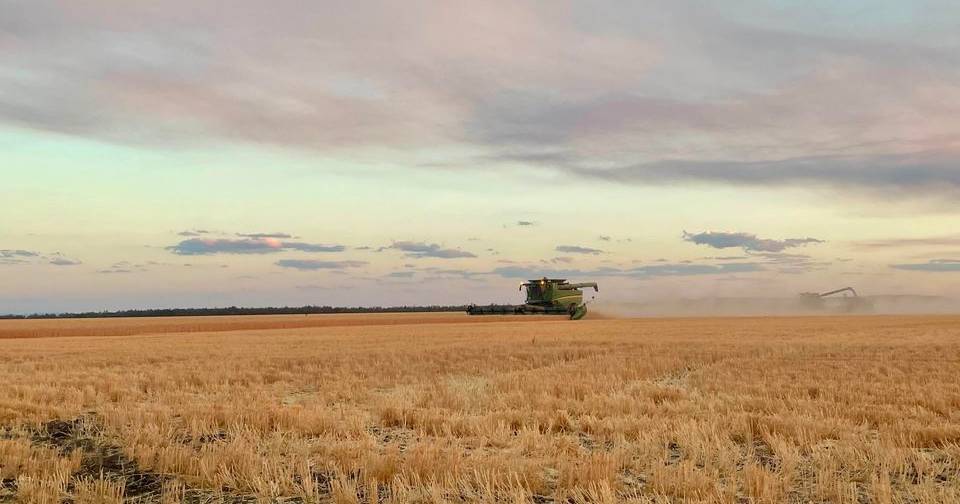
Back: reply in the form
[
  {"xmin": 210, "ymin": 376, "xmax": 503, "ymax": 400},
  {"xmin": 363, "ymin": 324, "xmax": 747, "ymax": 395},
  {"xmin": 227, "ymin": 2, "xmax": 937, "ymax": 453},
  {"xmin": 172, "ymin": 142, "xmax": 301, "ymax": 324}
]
[{"xmin": 525, "ymin": 283, "xmax": 543, "ymax": 302}]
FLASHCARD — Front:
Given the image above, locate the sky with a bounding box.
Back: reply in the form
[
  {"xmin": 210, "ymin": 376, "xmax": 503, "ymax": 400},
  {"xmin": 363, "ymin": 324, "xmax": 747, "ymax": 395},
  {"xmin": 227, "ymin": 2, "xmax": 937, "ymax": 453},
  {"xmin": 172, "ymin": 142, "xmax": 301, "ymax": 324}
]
[{"xmin": 2, "ymin": 0, "xmax": 960, "ymax": 313}]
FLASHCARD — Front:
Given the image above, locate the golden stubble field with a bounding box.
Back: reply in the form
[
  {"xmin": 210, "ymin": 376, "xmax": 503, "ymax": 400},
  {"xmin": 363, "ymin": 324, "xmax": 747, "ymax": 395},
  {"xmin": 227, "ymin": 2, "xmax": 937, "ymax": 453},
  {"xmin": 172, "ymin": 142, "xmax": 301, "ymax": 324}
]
[{"xmin": 1, "ymin": 313, "xmax": 959, "ymax": 503}]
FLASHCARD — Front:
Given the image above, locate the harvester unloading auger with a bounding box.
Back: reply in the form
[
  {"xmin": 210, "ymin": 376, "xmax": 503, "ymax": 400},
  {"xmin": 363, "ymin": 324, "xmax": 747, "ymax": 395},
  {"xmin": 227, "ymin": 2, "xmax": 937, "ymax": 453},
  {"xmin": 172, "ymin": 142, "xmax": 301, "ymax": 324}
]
[{"xmin": 467, "ymin": 278, "xmax": 598, "ymax": 320}]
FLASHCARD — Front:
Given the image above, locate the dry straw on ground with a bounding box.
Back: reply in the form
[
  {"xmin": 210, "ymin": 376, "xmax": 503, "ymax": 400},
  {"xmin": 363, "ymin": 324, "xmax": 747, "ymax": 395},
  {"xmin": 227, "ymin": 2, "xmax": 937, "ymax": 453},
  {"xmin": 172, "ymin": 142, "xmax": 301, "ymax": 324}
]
[{"xmin": 1, "ymin": 314, "xmax": 959, "ymax": 503}]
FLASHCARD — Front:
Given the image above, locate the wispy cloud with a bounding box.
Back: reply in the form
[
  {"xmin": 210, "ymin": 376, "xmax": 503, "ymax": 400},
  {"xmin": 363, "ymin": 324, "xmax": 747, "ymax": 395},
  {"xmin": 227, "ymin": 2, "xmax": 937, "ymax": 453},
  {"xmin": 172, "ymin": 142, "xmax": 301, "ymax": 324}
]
[
  {"xmin": 1, "ymin": 250, "xmax": 82, "ymax": 267},
  {"xmin": 236, "ymin": 232, "xmax": 294, "ymax": 239},
  {"xmin": 890, "ymin": 259, "xmax": 960, "ymax": 272},
  {"xmin": 855, "ymin": 235, "xmax": 960, "ymax": 249},
  {"xmin": 97, "ymin": 261, "xmax": 150, "ymax": 274},
  {"xmin": 168, "ymin": 238, "xmax": 345, "ymax": 255},
  {"xmin": 555, "ymin": 245, "xmax": 604, "ymax": 255},
  {"xmin": 276, "ymin": 259, "xmax": 368, "ymax": 270},
  {"xmin": 683, "ymin": 231, "xmax": 823, "ymax": 253},
  {"xmin": 98, "ymin": 268, "xmax": 132, "ymax": 274},
  {"xmin": 388, "ymin": 241, "xmax": 476, "ymax": 259},
  {"xmin": 492, "ymin": 261, "xmax": 762, "ymax": 279},
  {"xmin": 0, "ymin": 249, "xmax": 40, "ymax": 258},
  {"xmin": 565, "ymin": 153, "xmax": 960, "ymax": 195},
  {"xmin": 283, "ymin": 242, "xmax": 347, "ymax": 252},
  {"xmin": 177, "ymin": 230, "xmax": 211, "ymax": 237},
  {"xmin": 517, "ymin": 220, "xmax": 536, "ymax": 227},
  {"xmin": 1, "ymin": 250, "xmax": 40, "ymax": 265},
  {"xmin": 49, "ymin": 257, "xmax": 82, "ymax": 266},
  {"xmin": 296, "ymin": 283, "xmax": 356, "ymax": 290}
]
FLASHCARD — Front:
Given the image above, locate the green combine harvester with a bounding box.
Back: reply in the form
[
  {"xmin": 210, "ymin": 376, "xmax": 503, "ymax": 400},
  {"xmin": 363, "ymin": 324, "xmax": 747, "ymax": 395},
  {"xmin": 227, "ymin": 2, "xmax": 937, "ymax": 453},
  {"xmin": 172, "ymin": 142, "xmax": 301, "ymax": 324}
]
[{"xmin": 467, "ymin": 278, "xmax": 599, "ymax": 320}]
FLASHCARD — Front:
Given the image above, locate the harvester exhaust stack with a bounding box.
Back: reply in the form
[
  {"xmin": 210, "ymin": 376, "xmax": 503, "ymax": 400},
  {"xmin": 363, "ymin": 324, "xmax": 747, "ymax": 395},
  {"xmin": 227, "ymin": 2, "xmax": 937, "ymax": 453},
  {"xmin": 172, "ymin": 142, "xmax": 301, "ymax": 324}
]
[{"xmin": 468, "ymin": 277, "xmax": 598, "ymax": 320}]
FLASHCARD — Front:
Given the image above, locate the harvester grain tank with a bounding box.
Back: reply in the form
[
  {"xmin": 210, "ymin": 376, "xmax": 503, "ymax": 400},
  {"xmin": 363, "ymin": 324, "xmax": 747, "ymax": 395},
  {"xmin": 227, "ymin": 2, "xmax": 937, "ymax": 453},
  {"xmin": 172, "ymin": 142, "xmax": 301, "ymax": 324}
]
[{"xmin": 467, "ymin": 278, "xmax": 598, "ymax": 320}]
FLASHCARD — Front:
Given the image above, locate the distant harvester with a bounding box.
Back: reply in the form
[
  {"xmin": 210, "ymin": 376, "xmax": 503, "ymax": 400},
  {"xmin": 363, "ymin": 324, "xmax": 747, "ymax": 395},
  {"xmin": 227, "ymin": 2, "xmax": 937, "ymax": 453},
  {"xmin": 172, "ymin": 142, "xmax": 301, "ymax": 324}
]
[{"xmin": 799, "ymin": 287, "xmax": 873, "ymax": 313}]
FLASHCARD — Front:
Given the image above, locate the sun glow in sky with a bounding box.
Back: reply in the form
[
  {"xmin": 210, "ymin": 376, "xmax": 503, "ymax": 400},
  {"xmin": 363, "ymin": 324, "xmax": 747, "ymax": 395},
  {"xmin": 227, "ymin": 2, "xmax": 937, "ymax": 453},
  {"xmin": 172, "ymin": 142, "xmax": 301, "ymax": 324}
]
[{"xmin": 2, "ymin": 1, "xmax": 960, "ymax": 313}]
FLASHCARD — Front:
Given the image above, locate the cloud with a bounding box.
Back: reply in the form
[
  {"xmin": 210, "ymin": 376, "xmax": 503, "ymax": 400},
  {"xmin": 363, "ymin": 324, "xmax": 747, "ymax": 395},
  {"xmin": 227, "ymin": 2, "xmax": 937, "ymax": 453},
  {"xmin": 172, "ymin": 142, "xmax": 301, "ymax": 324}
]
[
  {"xmin": 552, "ymin": 152, "xmax": 960, "ymax": 195},
  {"xmin": 168, "ymin": 238, "xmax": 281, "ymax": 255},
  {"xmin": 492, "ymin": 261, "xmax": 762, "ymax": 279},
  {"xmin": 0, "ymin": 249, "xmax": 40, "ymax": 258},
  {"xmin": 296, "ymin": 283, "xmax": 355, "ymax": 290},
  {"xmin": 168, "ymin": 238, "xmax": 344, "ymax": 255},
  {"xmin": 3, "ymin": 1, "xmax": 958, "ymax": 203},
  {"xmin": 432, "ymin": 269, "xmax": 474, "ymax": 277},
  {"xmin": 97, "ymin": 261, "xmax": 149, "ymax": 274},
  {"xmin": 2, "ymin": 252, "xmax": 38, "ymax": 265},
  {"xmin": 555, "ymin": 245, "xmax": 604, "ymax": 255},
  {"xmin": 855, "ymin": 235, "xmax": 960, "ymax": 249},
  {"xmin": 0, "ymin": 2, "xmax": 656, "ymax": 152},
  {"xmin": 275, "ymin": 259, "xmax": 368, "ymax": 270},
  {"xmin": 551, "ymin": 256, "xmax": 574, "ymax": 264},
  {"xmin": 236, "ymin": 232, "xmax": 294, "ymax": 239},
  {"xmin": 632, "ymin": 263, "xmax": 762, "ymax": 276},
  {"xmin": 890, "ymin": 259, "xmax": 960, "ymax": 272},
  {"xmin": 386, "ymin": 271, "xmax": 416, "ymax": 278},
  {"xmin": 177, "ymin": 230, "xmax": 210, "ymax": 236},
  {"xmin": 683, "ymin": 231, "xmax": 823, "ymax": 253},
  {"xmin": 49, "ymin": 257, "xmax": 82, "ymax": 266},
  {"xmin": 598, "ymin": 235, "xmax": 611, "ymax": 241},
  {"xmin": 2, "ymin": 249, "xmax": 84, "ymax": 267},
  {"xmin": 517, "ymin": 221, "xmax": 536, "ymax": 226},
  {"xmin": 283, "ymin": 242, "xmax": 346, "ymax": 253},
  {"xmin": 389, "ymin": 241, "xmax": 476, "ymax": 259}
]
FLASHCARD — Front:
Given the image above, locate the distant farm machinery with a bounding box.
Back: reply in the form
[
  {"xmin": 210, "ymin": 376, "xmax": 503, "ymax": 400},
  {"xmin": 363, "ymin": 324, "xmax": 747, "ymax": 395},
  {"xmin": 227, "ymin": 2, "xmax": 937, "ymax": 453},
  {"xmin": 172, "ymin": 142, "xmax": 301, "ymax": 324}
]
[
  {"xmin": 799, "ymin": 287, "xmax": 873, "ymax": 313},
  {"xmin": 467, "ymin": 278, "xmax": 598, "ymax": 320}
]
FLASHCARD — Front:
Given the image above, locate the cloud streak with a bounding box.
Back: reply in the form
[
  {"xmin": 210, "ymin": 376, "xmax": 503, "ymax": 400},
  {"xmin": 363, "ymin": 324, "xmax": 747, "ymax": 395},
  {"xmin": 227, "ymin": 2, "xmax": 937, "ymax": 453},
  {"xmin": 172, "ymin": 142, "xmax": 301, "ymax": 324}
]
[
  {"xmin": 1, "ymin": 250, "xmax": 82, "ymax": 267},
  {"xmin": 855, "ymin": 235, "xmax": 960, "ymax": 249},
  {"xmin": 236, "ymin": 232, "xmax": 293, "ymax": 239},
  {"xmin": 683, "ymin": 231, "xmax": 823, "ymax": 253},
  {"xmin": 890, "ymin": 259, "xmax": 960, "ymax": 272},
  {"xmin": 1, "ymin": 250, "xmax": 39, "ymax": 257},
  {"xmin": 276, "ymin": 260, "xmax": 368, "ymax": 270},
  {"xmin": 556, "ymin": 152, "xmax": 960, "ymax": 195},
  {"xmin": 492, "ymin": 262, "xmax": 762, "ymax": 279},
  {"xmin": 168, "ymin": 238, "xmax": 345, "ymax": 255},
  {"xmin": 49, "ymin": 257, "xmax": 82, "ymax": 266},
  {"xmin": 388, "ymin": 241, "xmax": 476, "ymax": 259},
  {"xmin": 555, "ymin": 245, "xmax": 604, "ymax": 255}
]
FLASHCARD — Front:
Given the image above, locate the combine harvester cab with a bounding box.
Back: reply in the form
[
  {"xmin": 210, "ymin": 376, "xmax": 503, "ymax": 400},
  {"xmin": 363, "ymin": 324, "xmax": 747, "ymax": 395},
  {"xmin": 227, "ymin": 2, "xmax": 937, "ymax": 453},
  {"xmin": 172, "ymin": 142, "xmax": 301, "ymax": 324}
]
[{"xmin": 467, "ymin": 278, "xmax": 598, "ymax": 320}]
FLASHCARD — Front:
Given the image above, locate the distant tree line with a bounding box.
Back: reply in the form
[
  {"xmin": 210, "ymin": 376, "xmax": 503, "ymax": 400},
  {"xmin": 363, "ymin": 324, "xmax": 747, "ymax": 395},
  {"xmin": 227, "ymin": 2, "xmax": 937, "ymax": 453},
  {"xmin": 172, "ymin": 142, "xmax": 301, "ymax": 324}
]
[{"xmin": 0, "ymin": 305, "xmax": 470, "ymax": 320}]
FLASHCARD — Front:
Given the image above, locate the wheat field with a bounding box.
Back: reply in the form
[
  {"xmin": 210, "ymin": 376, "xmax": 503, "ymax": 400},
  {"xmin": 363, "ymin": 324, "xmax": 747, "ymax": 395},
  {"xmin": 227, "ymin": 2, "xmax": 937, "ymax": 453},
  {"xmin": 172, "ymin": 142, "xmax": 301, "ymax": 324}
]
[{"xmin": 1, "ymin": 314, "xmax": 959, "ymax": 503}]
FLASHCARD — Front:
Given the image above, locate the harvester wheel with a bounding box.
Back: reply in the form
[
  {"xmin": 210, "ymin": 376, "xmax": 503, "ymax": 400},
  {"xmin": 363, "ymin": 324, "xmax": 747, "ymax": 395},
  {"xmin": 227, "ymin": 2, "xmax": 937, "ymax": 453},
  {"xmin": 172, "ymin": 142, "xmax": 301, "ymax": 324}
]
[{"xmin": 568, "ymin": 304, "xmax": 577, "ymax": 317}]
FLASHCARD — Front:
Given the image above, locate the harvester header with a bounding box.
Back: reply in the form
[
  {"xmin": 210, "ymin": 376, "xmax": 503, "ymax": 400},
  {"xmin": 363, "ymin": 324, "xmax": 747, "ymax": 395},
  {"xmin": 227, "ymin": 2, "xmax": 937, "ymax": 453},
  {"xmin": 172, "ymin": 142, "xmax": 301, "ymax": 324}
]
[{"xmin": 468, "ymin": 277, "xmax": 598, "ymax": 320}]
